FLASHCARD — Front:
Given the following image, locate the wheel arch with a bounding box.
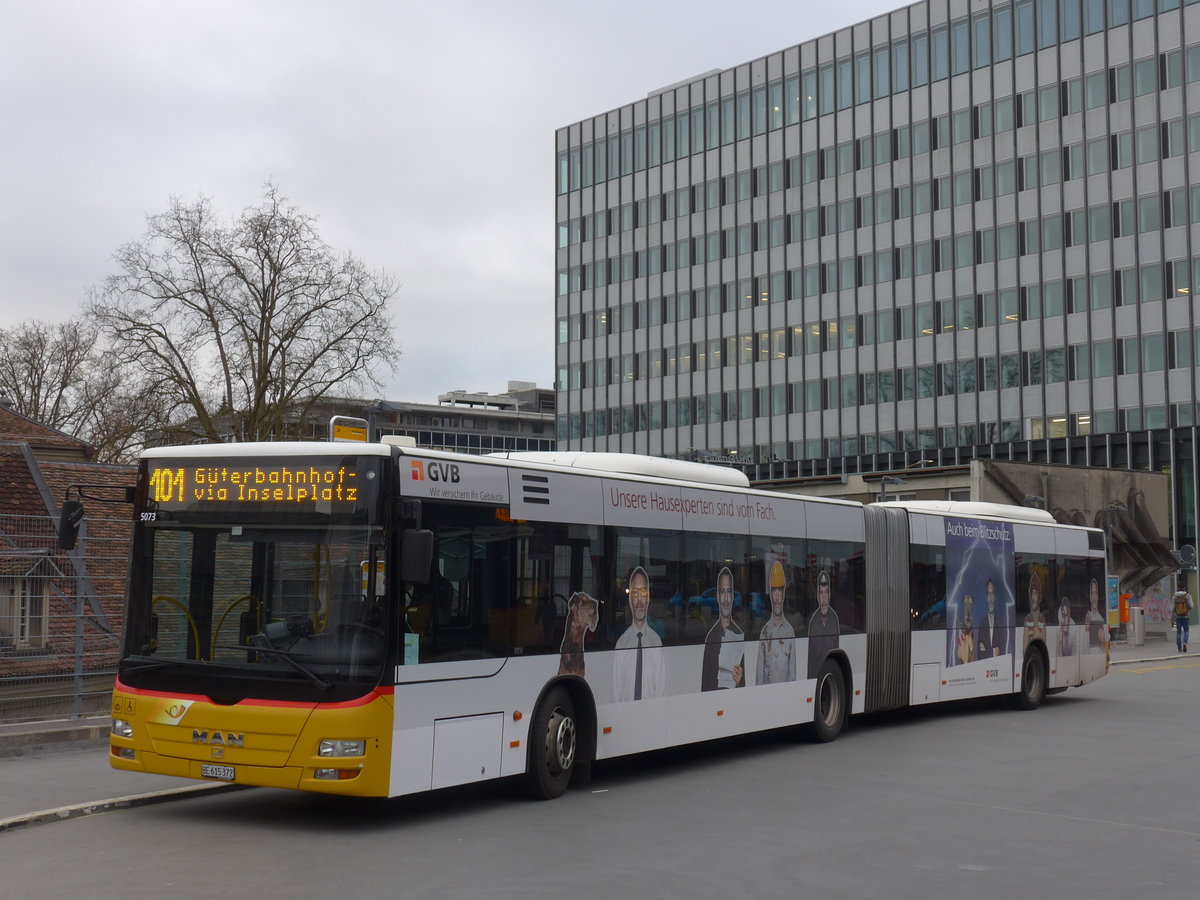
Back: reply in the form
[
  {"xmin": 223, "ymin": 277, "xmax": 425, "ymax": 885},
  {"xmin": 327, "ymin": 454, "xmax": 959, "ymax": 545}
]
[
  {"xmin": 1023, "ymin": 638, "xmax": 1049, "ymax": 670},
  {"xmin": 821, "ymin": 649, "xmax": 854, "ymax": 717},
  {"xmin": 1012, "ymin": 639, "xmax": 1050, "ymax": 710},
  {"xmin": 527, "ymin": 675, "xmax": 597, "ymax": 770}
]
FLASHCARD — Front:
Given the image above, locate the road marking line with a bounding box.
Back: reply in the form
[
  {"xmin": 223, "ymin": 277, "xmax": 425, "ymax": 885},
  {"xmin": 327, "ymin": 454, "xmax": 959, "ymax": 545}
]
[
  {"xmin": 1114, "ymin": 662, "xmax": 1200, "ymax": 674},
  {"xmin": 937, "ymin": 800, "xmax": 1200, "ymax": 839}
]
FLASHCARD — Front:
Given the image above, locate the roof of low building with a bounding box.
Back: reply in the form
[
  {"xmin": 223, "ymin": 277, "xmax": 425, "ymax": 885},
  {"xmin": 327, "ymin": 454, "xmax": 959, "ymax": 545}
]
[{"xmin": 0, "ymin": 407, "xmax": 91, "ymax": 459}]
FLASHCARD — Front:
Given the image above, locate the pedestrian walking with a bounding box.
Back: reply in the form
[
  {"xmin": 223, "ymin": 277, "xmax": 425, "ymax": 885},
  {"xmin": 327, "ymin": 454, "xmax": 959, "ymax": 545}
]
[{"xmin": 1172, "ymin": 589, "xmax": 1193, "ymax": 653}]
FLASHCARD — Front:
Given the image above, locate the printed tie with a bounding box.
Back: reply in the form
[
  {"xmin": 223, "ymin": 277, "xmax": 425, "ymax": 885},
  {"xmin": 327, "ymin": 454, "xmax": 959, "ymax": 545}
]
[{"xmin": 634, "ymin": 632, "xmax": 643, "ymax": 700}]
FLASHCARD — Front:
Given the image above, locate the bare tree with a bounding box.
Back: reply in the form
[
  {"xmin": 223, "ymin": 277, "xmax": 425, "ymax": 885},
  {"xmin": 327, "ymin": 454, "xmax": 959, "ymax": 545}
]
[
  {"xmin": 0, "ymin": 317, "xmax": 97, "ymax": 428},
  {"xmin": 0, "ymin": 317, "xmax": 161, "ymax": 463},
  {"xmin": 88, "ymin": 183, "xmax": 399, "ymax": 444}
]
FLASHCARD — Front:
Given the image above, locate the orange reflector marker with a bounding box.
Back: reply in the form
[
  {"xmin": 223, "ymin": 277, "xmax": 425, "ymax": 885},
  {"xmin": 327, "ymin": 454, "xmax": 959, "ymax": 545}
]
[
  {"xmin": 603, "ymin": 726, "xmax": 612, "ymax": 734},
  {"xmin": 941, "ymin": 680, "xmax": 947, "ymax": 685},
  {"xmin": 716, "ymin": 710, "xmax": 724, "ymax": 717},
  {"xmin": 855, "ymin": 689, "xmax": 861, "ymax": 696},
  {"xmin": 806, "ymin": 697, "xmax": 813, "ymax": 703},
  {"xmin": 510, "ymin": 740, "xmax": 520, "ymax": 749},
  {"xmin": 512, "ymin": 711, "xmax": 523, "ymax": 721},
  {"xmin": 314, "ymin": 767, "xmax": 361, "ymax": 781}
]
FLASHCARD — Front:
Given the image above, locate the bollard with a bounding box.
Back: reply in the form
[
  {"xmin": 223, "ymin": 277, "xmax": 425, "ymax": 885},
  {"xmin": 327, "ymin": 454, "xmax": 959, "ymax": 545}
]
[{"xmin": 1129, "ymin": 606, "xmax": 1145, "ymax": 647}]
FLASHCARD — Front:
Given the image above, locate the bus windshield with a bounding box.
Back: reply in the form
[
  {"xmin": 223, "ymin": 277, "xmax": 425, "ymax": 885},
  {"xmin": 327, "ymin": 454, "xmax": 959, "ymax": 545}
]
[{"xmin": 120, "ymin": 521, "xmax": 389, "ymax": 702}]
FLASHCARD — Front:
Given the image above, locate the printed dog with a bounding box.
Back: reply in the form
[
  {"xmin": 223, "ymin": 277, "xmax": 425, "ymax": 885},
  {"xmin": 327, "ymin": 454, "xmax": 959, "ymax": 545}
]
[{"xmin": 558, "ymin": 591, "xmax": 599, "ymax": 676}]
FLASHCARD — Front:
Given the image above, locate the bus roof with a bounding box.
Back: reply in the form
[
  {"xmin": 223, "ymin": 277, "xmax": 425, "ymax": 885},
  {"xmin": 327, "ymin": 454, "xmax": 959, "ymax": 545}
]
[
  {"xmin": 141, "ymin": 441, "xmax": 394, "ymax": 460},
  {"xmin": 875, "ymin": 500, "xmax": 1057, "ymax": 524},
  {"xmin": 488, "ymin": 451, "xmax": 750, "ymax": 488}
]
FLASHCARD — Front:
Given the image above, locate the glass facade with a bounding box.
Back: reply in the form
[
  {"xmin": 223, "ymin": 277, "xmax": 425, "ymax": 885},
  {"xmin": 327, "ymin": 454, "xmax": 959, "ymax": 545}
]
[{"xmin": 555, "ymin": 0, "xmax": 1200, "ymax": 476}]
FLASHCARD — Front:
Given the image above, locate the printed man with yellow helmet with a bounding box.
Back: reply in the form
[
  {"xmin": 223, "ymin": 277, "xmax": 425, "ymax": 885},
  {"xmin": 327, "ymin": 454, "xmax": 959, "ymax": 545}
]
[{"xmin": 757, "ymin": 560, "xmax": 796, "ymax": 684}]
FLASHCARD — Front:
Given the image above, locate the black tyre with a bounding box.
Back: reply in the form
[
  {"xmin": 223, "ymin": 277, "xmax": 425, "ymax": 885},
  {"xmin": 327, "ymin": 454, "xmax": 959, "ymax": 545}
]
[
  {"xmin": 1012, "ymin": 647, "xmax": 1047, "ymax": 710},
  {"xmin": 809, "ymin": 659, "xmax": 846, "ymax": 743},
  {"xmin": 525, "ymin": 686, "xmax": 576, "ymax": 800}
]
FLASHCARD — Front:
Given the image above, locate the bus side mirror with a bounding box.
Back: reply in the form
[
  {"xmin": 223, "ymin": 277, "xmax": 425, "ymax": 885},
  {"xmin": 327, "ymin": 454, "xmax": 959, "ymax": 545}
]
[
  {"xmin": 58, "ymin": 500, "xmax": 85, "ymax": 550},
  {"xmin": 400, "ymin": 529, "xmax": 434, "ymax": 585}
]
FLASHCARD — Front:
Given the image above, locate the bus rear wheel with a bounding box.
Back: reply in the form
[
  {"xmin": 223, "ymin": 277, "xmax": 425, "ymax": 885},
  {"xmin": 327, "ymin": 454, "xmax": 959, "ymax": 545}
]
[
  {"xmin": 525, "ymin": 686, "xmax": 576, "ymax": 800},
  {"xmin": 808, "ymin": 659, "xmax": 846, "ymax": 743},
  {"xmin": 1012, "ymin": 648, "xmax": 1047, "ymax": 710}
]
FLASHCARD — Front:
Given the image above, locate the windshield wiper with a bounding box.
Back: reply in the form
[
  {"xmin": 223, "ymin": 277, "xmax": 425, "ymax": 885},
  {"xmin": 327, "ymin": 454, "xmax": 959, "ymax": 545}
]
[
  {"xmin": 214, "ymin": 642, "xmax": 334, "ymax": 692},
  {"xmin": 122, "ymin": 660, "xmax": 170, "ymax": 675}
]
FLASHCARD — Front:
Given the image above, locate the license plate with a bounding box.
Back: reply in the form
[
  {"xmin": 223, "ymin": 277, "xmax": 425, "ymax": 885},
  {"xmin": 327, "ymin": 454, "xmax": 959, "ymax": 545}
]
[{"xmin": 200, "ymin": 764, "xmax": 235, "ymax": 782}]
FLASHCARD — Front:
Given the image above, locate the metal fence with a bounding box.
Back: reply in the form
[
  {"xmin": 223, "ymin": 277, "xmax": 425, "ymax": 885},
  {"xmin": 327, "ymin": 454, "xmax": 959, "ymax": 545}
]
[{"xmin": 0, "ymin": 514, "xmax": 129, "ymax": 724}]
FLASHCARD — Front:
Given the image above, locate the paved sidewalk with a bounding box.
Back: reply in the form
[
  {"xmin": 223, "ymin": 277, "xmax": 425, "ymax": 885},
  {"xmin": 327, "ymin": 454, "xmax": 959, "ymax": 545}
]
[
  {"xmin": 0, "ymin": 715, "xmax": 110, "ymax": 758},
  {"xmin": 1109, "ymin": 633, "xmax": 1194, "ymax": 663},
  {"xmin": 0, "ymin": 748, "xmax": 239, "ymax": 833},
  {"xmin": 0, "ymin": 718, "xmax": 241, "ymax": 834},
  {"xmin": 0, "ymin": 637, "xmax": 1191, "ymax": 833}
]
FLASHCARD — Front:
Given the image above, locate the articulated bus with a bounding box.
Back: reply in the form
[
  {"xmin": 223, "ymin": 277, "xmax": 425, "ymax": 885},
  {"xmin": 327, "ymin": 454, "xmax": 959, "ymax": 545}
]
[{"xmin": 99, "ymin": 441, "xmax": 1109, "ymax": 800}]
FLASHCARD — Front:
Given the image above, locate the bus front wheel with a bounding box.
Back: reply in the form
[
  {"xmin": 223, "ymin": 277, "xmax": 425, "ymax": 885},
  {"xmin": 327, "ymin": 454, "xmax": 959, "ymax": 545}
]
[
  {"xmin": 808, "ymin": 659, "xmax": 846, "ymax": 743},
  {"xmin": 1012, "ymin": 648, "xmax": 1047, "ymax": 710},
  {"xmin": 525, "ymin": 686, "xmax": 576, "ymax": 800}
]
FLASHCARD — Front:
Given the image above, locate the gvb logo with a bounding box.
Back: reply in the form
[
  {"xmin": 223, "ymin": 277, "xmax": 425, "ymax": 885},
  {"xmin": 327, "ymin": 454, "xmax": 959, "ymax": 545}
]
[{"xmin": 410, "ymin": 461, "xmax": 460, "ymax": 483}]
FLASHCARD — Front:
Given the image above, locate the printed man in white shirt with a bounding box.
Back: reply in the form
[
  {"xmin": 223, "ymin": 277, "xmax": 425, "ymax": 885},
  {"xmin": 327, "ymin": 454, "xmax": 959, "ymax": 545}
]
[
  {"xmin": 613, "ymin": 567, "xmax": 666, "ymax": 701},
  {"xmin": 702, "ymin": 567, "xmax": 746, "ymax": 690}
]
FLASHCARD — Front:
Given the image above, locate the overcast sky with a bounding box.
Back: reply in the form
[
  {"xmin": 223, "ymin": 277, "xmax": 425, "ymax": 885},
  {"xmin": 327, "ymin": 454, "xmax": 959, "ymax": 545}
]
[{"xmin": 1, "ymin": 0, "xmax": 898, "ymax": 405}]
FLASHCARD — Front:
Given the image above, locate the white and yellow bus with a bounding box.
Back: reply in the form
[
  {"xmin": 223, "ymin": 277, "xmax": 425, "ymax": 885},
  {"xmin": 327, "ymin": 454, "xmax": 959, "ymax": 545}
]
[{"xmin": 94, "ymin": 441, "xmax": 1109, "ymax": 800}]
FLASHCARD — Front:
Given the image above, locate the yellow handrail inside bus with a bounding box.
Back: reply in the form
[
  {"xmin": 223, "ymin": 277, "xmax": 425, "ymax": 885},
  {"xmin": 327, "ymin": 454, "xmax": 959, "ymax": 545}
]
[
  {"xmin": 312, "ymin": 543, "xmax": 333, "ymax": 633},
  {"xmin": 152, "ymin": 595, "xmax": 201, "ymax": 660}
]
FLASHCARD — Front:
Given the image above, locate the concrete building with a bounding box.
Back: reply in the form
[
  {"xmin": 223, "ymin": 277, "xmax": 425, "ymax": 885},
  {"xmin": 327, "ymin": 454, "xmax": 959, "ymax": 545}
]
[
  {"xmin": 149, "ymin": 382, "xmax": 557, "ymax": 455},
  {"xmin": 369, "ymin": 382, "xmax": 557, "ymax": 454},
  {"xmin": 554, "ymin": 0, "xmax": 1200, "ymax": 555}
]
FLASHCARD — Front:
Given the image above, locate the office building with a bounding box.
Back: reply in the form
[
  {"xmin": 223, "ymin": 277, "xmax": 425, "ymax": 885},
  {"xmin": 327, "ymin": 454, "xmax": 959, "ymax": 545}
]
[
  {"xmin": 148, "ymin": 383, "xmax": 556, "ymax": 455},
  {"xmin": 370, "ymin": 383, "xmax": 557, "ymax": 453},
  {"xmin": 555, "ymin": 0, "xmax": 1200, "ymax": 551}
]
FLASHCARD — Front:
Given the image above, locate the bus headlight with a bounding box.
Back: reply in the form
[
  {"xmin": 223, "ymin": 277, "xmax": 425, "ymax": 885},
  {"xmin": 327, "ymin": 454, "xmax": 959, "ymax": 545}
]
[
  {"xmin": 112, "ymin": 719, "xmax": 133, "ymax": 739},
  {"xmin": 318, "ymin": 739, "xmax": 366, "ymax": 757}
]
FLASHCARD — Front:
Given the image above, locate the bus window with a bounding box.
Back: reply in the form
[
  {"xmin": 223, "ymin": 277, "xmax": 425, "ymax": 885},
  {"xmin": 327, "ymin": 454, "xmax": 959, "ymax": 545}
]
[
  {"xmin": 516, "ymin": 521, "xmax": 602, "ymax": 656},
  {"xmin": 413, "ymin": 509, "xmax": 512, "ymax": 663},
  {"xmin": 605, "ymin": 528, "xmax": 682, "ymax": 646},
  {"xmin": 807, "ymin": 538, "xmax": 866, "ymax": 635},
  {"xmin": 911, "ymin": 545, "xmax": 947, "ymax": 629}
]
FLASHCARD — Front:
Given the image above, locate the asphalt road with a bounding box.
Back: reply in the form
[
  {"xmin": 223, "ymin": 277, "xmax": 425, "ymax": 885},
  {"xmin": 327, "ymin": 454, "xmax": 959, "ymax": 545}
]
[{"xmin": 2, "ymin": 658, "xmax": 1198, "ymax": 900}]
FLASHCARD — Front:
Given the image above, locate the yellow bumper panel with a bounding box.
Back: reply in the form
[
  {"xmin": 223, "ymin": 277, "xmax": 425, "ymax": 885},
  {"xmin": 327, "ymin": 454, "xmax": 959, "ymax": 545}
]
[{"xmin": 110, "ymin": 685, "xmax": 394, "ymax": 797}]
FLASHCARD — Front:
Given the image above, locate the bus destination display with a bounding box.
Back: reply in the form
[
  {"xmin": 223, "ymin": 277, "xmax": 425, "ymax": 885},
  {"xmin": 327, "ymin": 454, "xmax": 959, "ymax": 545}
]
[{"xmin": 147, "ymin": 460, "xmax": 363, "ymax": 511}]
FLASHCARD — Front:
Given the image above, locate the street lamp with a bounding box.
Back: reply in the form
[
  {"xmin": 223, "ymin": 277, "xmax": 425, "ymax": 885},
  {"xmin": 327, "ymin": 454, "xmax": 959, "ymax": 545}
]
[
  {"xmin": 878, "ymin": 475, "xmax": 909, "ymax": 503},
  {"xmin": 367, "ymin": 399, "xmax": 385, "ymax": 443}
]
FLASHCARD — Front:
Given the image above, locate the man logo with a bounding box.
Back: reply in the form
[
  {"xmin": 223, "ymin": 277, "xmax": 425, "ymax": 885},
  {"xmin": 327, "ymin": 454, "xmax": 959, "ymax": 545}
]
[{"xmin": 193, "ymin": 730, "xmax": 244, "ymax": 748}]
